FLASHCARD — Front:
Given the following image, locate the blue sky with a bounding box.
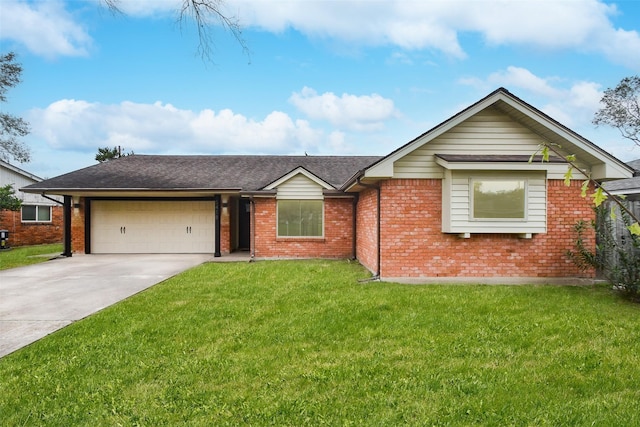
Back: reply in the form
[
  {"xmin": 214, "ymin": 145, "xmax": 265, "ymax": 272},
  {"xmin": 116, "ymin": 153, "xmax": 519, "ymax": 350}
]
[{"xmin": 2, "ymin": 0, "xmax": 640, "ymax": 179}]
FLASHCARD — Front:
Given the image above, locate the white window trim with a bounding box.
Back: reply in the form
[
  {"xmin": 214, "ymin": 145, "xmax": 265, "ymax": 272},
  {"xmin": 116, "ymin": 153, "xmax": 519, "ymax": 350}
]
[{"xmin": 21, "ymin": 205, "xmax": 53, "ymax": 223}]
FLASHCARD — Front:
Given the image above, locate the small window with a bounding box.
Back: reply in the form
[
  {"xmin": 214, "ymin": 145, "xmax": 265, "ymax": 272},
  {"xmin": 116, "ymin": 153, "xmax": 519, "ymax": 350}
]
[
  {"xmin": 22, "ymin": 205, "xmax": 52, "ymax": 222},
  {"xmin": 472, "ymin": 179, "xmax": 526, "ymax": 220},
  {"xmin": 277, "ymin": 200, "xmax": 323, "ymax": 237}
]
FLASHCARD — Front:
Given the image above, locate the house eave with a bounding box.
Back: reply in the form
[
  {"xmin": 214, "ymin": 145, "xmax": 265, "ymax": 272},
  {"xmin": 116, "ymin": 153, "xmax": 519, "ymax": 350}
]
[
  {"xmin": 20, "ymin": 188, "xmax": 242, "ymax": 198},
  {"xmin": 239, "ymin": 190, "xmax": 277, "ymax": 198},
  {"xmin": 361, "ymin": 88, "xmax": 634, "ymax": 181}
]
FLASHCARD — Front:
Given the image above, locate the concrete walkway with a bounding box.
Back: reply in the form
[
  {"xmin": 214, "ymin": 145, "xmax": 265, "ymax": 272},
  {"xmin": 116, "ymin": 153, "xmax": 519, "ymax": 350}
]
[{"xmin": 0, "ymin": 254, "xmax": 213, "ymax": 358}]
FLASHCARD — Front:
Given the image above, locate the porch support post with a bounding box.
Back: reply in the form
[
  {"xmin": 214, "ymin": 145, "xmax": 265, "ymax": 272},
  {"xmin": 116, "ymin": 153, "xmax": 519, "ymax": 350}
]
[
  {"xmin": 351, "ymin": 194, "xmax": 358, "ymax": 260},
  {"xmin": 214, "ymin": 195, "xmax": 221, "ymax": 257},
  {"xmin": 63, "ymin": 195, "xmax": 72, "ymax": 257}
]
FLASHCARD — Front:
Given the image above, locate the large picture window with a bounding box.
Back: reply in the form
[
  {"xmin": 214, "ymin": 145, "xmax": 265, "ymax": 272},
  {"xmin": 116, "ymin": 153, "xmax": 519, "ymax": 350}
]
[
  {"xmin": 21, "ymin": 205, "xmax": 52, "ymax": 222},
  {"xmin": 472, "ymin": 179, "xmax": 526, "ymax": 220},
  {"xmin": 277, "ymin": 200, "xmax": 323, "ymax": 237}
]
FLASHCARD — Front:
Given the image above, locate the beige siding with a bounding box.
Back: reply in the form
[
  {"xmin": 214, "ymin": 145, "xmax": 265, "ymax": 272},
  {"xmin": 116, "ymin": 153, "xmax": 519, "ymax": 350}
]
[
  {"xmin": 276, "ymin": 174, "xmax": 324, "ymax": 200},
  {"xmin": 394, "ymin": 107, "xmax": 569, "ymax": 179},
  {"xmin": 442, "ymin": 170, "xmax": 547, "ymax": 234}
]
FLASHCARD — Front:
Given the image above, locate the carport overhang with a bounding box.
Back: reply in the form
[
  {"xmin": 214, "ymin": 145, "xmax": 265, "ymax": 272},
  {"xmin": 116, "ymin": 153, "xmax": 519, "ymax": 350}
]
[{"xmin": 20, "ymin": 187, "xmax": 243, "ymax": 258}]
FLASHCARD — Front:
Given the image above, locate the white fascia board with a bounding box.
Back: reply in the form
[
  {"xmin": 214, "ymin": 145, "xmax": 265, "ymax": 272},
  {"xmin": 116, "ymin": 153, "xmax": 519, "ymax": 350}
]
[
  {"xmin": 498, "ymin": 96, "xmax": 633, "ymax": 180},
  {"xmin": 591, "ymin": 162, "xmax": 634, "ymax": 181},
  {"xmin": 434, "ymin": 158, "xmax": 588, "ymax": 178},
  {"xmin": 607, "ymin": 188, "xmax": 640, "ymax": 196},
  {"xmin": 264, "ymin": 166, "xmax": 334, "ymax": 190},
  {"xmin": 435, "ymin": 156, "xmax": 560, "ymax": 172}
]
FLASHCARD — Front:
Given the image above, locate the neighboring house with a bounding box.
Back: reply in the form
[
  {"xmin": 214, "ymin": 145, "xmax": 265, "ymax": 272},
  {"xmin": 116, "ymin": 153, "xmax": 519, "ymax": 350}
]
[
  {"xmin": 602, "ymin": 159, "xmax": 640, "ymax": 260},
  {"xmin": 22, "ymin": 88, "xmax": 634, "ymax": 282},
  {"xmin": 0, "ymin": 160, "xmax": 63, "ymax": 247},
  {"xmin": 603, "ymin": 159, "xmax": 640, "ymax": 200}
]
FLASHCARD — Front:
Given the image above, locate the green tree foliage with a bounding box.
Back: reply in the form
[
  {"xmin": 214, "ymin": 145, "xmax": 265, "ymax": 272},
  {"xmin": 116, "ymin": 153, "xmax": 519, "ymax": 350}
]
[
  {"xmin": 0, "ymin": 184, "xmax": 22, "ymax": 211},
  {"xmin": 95, "ymin": 146, "xmax": 133, "ymax": 163},
  {"xmin": 593, "ymin": 76, "xmax": 640, "ymax": 147},
  {"xmin": 569, "ymin": 206, "xmax": 640, "ymax": 300},
  {"xmin": 0, "ymin": 52, "xmax": 30, "ymax": 163},
  {"xmin": 531, "ymin": 142, "xmax": 640, "ymax": 236}
]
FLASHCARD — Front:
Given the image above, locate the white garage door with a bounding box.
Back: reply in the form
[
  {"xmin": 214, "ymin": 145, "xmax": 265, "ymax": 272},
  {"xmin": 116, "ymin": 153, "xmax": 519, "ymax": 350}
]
[{"xmin": 91, "ymin": 200, "xmax": 215, "ymax": 254}]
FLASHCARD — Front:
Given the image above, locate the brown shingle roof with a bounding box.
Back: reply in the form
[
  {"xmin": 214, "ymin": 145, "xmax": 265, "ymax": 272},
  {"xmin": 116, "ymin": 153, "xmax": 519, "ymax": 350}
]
[{"xmin": 22, "ymin": 155, "xmax": 383, "ymax": 193}]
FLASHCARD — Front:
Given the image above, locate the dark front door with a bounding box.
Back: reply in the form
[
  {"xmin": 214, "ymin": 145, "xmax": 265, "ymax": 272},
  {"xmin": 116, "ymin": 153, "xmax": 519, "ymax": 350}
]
[{"xmin": 238, "ymin": 198, "xmax": 251, "ymax": 250}]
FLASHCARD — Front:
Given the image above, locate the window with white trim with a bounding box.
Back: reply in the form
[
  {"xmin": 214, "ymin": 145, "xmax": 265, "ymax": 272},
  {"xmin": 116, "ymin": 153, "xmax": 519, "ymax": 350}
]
[
  {"xmin": 21, "ymin": 205, "xmax": 52, "ymax": 222},
  {"xmin": 441, "ymin": 170, "xmax": 546, "ymax": 235},
  {"xmin": 277, "ymin": 200, "xmax": 323, "ymax": 237},
  {"xmin": 471, "ymin": 179, "xmax": 526, "ymax": 220}
]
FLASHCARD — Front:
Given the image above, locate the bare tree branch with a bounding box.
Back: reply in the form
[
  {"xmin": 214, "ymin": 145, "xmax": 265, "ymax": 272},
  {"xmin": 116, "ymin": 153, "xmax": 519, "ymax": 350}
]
[
  {"xmin": 178, "ymin": 0, "xmax": 250, "ymax": 63},
  {"xmin": 99, "ymin": 0, "xmax": 249, "ymax": 63}
]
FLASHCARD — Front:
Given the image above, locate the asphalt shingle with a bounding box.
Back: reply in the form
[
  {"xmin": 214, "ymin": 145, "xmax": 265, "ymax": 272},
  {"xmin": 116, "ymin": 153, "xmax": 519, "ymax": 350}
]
[{"xmin": 22, "ymin": 155, "xmax": 383, "ymax": 192}]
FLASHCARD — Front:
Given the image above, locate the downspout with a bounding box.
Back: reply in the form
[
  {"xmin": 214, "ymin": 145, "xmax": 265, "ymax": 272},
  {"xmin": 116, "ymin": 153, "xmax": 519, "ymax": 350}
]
[
  {"xmin": 41, "ymin": 194, "xmax": 71, "ymax": 257},
  {"xmin": 214, "ymin": 195, "xmax": 221, "ymax": 257},
  {"xmin": 356, "ymin": 177, "xmax": 381, "ymax": 280},
  {"xmin": 249, "ymin": 196, "xmax": 255, "ymax": 261}
]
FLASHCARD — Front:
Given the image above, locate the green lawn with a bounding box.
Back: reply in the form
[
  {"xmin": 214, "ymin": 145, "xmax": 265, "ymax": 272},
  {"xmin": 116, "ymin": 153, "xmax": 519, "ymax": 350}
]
[
  {"xmin": 0, "ymin": 243, "xmax": 63, "ymax": 270},
  {"xmin": 2, "ymin": 260, "xmax": 640, "ymax": 426}
]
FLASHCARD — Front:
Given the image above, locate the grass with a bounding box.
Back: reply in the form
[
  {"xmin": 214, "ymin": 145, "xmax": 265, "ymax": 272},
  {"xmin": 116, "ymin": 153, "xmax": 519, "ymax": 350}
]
[
  {"xmin": 0, "ymin": 243, "xmax": 63, "ymax": 270},
  {"xmin": 2, "ymin": 260, "xmax": 640, "ymax": 425}
]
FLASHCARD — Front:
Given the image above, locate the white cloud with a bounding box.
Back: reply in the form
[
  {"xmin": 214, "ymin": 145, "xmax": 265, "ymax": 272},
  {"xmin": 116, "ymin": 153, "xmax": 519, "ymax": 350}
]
[
  {"xmin": 493, "ymin": 67, "xmax": 562, "ymax": 99},
  {"xmin": 106, "ymin": 0, "xmax": 180, "ymax": 17},
  {"xmin": 29, "ymin": 99, "xmax": 332, "ymax": 155},
  {"xmin": 235, "ymin": 0, "xmax": 640, "ymax": 68},
  {"xmin": 289, "ymin": 87, "xmax": 397, "ymax": 132},
  {"xmin": 460, "ymin": 66, "xmax": 603, "ymax": 129},
  {"xmin": 5, "ymin": 0, "xmax": 640, "ymax": 69},
  {"xmin": 0, "ymin": 0, "xmax": 92, "ymax": 58}
]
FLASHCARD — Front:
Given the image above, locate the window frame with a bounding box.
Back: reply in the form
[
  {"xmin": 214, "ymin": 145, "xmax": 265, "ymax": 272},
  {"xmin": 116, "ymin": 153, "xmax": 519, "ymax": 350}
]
[
  {"xmin": 469, "ymin": 177, "xmax": 528, "ymax": 222},
  {"xmin": 276, "ymin": 199, "xmax": 324, "ymax": 238},
  {"xmin": 21, "ymin": 205, "xmax": 52, "ymax": 223}
]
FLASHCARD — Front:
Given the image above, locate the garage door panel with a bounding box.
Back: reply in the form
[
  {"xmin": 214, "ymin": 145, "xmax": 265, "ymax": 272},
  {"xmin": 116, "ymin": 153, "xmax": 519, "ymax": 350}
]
[{"xmin": 91, "ymin": 200, "xmax": 215, "ymax": 254}]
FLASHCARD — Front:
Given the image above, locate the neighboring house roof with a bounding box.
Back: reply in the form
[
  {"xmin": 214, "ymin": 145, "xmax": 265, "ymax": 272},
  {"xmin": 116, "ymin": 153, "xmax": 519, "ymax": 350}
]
[
  {"xmin": 604, "ymin": 177, "xmax": 640, "ymax": 194},
  {"xmin": 603, "ymin": 158, "xmax": 640, "ymax": 196},
  {"xmin": 1, "ymin": 159, "xmax": 62, "ymax": 205},
  {"xmin": 22, "ymin": 155, "xmax": 383, "ymax": 196},
  {"xmin": 627, "ymin": 159, "xmax": 640, "ymax": 172},
  {"xmin": 349, "ymin": 87, "xmax": 633, "ymax": 187},
  {"xmin": 0, "ymin": 159, "xmax": 43, "ymax": 183}
]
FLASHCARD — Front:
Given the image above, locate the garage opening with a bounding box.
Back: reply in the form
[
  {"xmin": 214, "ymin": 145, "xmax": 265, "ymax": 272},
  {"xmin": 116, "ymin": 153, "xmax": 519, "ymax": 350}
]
[{"xmin": 90, "ymin": 200, "xmax": 215, "ymax": 254}]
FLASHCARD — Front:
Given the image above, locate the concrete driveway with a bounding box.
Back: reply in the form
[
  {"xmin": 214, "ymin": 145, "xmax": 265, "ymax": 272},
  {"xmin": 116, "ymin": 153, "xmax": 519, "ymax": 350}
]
[{"xmin": 0, "ymin": 254, "xmax": 212, "ymax": 358}]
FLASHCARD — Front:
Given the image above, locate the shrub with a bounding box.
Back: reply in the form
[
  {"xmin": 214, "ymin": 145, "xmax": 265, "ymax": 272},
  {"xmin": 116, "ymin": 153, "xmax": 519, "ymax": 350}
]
[{"xmin": 569, "ymin": 204, "xmax": 640, "ymax": 299}]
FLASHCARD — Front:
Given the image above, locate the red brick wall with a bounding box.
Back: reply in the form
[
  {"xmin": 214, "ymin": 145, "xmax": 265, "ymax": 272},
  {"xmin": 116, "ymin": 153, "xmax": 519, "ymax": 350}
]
[
  {"xmin": 356, "ymin": 187, "xmax": 379, "ymax": 274},
  {"xmin": 0, "ymin": 206, "xmax": 63, "ymax": 247},
  {"xmin": 220, "ymin": 202, "xmax": 230, "ymax": 254},
  {"xmin": 369, "ymin": 178, "xmax": 595, "ymax": 279},
  {"xmin": 254, "ymin": 197, "xmax": 355, "ymax": 258},
  {"xmin": 72, "ymin": 199, "xmax": 86, "ymax": 253}
]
